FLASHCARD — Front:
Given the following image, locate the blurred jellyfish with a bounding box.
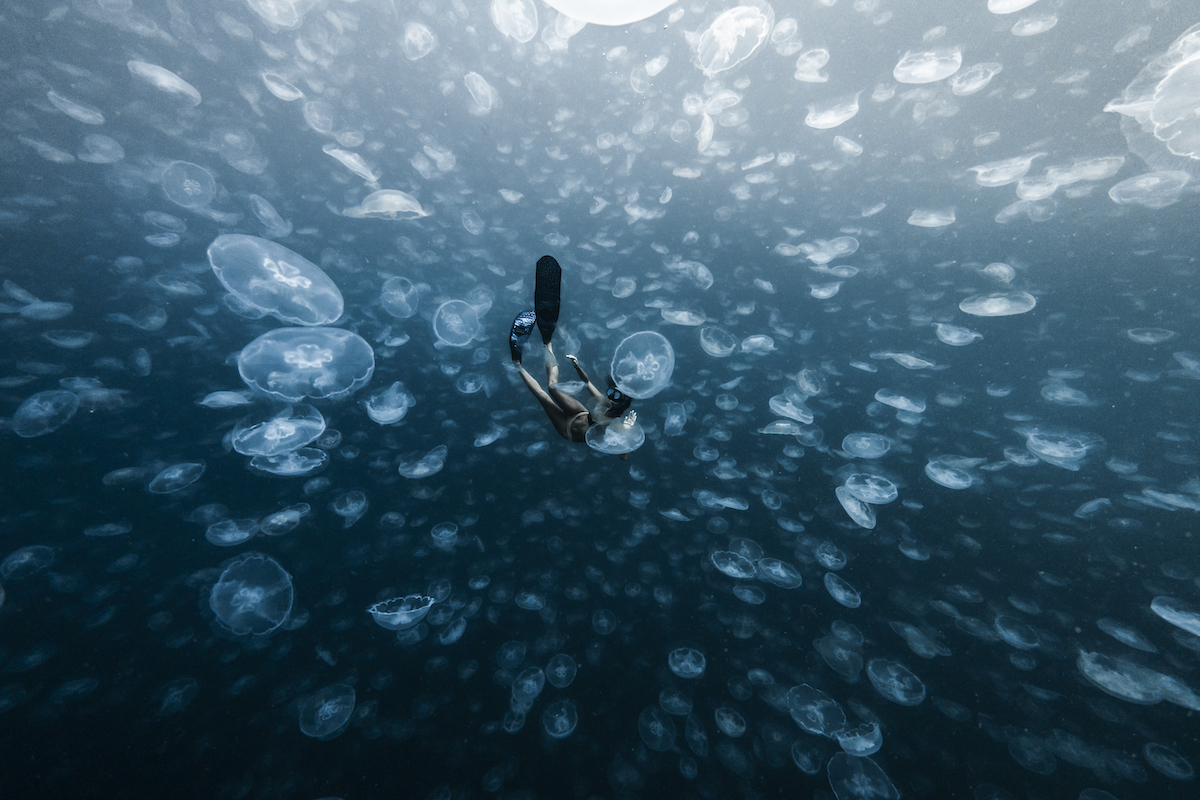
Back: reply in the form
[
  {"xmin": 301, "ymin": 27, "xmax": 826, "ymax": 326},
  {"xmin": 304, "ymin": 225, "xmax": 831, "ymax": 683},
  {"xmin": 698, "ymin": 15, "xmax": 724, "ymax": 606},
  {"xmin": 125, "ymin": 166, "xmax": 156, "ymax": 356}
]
[
  {"xmin": 542, "ymin": 699, "xmax": 578, "ymax": 738},
  {"xmin": 611, "ymin": 331, "xmax": 675, "ymax": 398},
  {"xmin": 299, "ymin": 685, "xmax": 355, "ymax": 740},
  {"xmin": 230, "ymin": 404, "xmax": 325, "ymax": 456},
  {"xmin": 208, "ymin": 234, "xmax": 343, "ymax": 326},
  {"xmin": 365, "ymin": 381, "xmax": 415, "ymax": 424},
  {"xmin": 248, "ymin": 194, "xmax": 292, "ymax": 238},
  {"xmin": 490, "ymin": 0, "xmax": 538, "ymax": 43},
  {"xmin": 208, "ymin": 553, "xmax": 293, "ymax": 635},
  {"xmin": 403, "ymin": 22, "xmax": 437, "ymax": 60},
  {"xmin": 638, "ymin": 706, "xmax": 677, "ymax": 750},
  {"xmin": 148, "ymin": 462, "xmax": 205, "ymax": 494},
  {"xmin": 343, "ymin": 190, "xmax": 430, "ymax": 220},
  {"xmin": 77, "ymin": 134, "xmax": 124, "ymax": 164},
  {"xmin": 161, "ymin": 161, "xmax": 216, "ymax": 209},
  {"xmin": 237, "ymin": 328, "xmax": 375, "ymax": 402},
  {"xmin": 127, "ymin": 60, "xmax": 201, "ymax": 105},
  {"xmin": 331, "ymin": 491, "xmax": 368, "ymax": 528},
  {"xmin": 546, "ymin": 654, "xmax": 577, "ymax": 688},
  {"xmin": 12, "ymin": 390, "xmax": 79, "ymax": 437},
  {"xmin": 399, "ymin": 445, "xmax": 448, "ymax": 478},
  {"xmin": 1, "ymin": 545, "xmax": 54, "ymax": 579},
  {"xmin": 464, "ymin": 72, "xmax": 499, "ymax": 115},
  {"xmin": 380, "ymin": 276, "xmax": 419, "ymax": 318},
  {"xmin": 432, "ymin": 300, "xmax": 481, "ymax": 347}
]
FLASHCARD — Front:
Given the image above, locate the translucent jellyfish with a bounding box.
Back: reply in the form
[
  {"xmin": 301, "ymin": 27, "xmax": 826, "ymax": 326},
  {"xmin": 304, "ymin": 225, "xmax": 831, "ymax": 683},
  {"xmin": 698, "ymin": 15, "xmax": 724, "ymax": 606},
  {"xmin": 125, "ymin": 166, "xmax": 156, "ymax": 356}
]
[
  {"xmin": 950, "ymin": 62, "xmax": 1003, "ymax": 96},
  {"xmin": 464, "ymin": 72, "xmax": 499, "ymax": 115},
  {"xmin": 805, "ymin": 94, "xmax": 860, "ymax": 129},
  {"xmin": 843, "ymin": 473, "xmax": 898, "ymax": 504},
  {"xmin": 1, "ymin": 545, "xmax": 54, "ymax": 579},
  {"xmin": 432, "ymin": 300, "xmax": 481, "ymax": 347},
  {"xmin": 369, "ymin": 595, "xmax": 435, "ymax": 630},
  {"xmin": 638, "ymin": 706, "xmax": 677, "ymax": 751},
  {"xmin": 331, "ymin": 491, "xmax": 368, "ymax": 528},
  {"xmin": 161, "ymin": 161, "xmax": 215, "ymax": 209},
  {"xmin": 893, "ymin": 48, "xmax": 962, "ymax": 84},
  {"xmin": 403, "ymin": 22, "xmax": 437, "ymax": 60},
  {"xmin": 867, "ymin": 659, "xmax": 925, "ymax": 705},
  {"xmin": 714, "ymin": 707, "xmax": 746, "ymax": 737},
  {"xmin": 842, "ymin": 433, "xmax": 890, "ymax": 458},
  {"xmin": 1012, "ymin": 15, "xmax": 1057, "ymax": 36},
  {"xmin": 152, "ymin": 677, "xmax": 199, "ymax": 716},
  {"xmin": 824, "ymin": 572, "xmax": 863, "ymax": 607},
  {"xmin": 935, "ymin": 323, "xmax": 983, "ymax": 346},
  {"xmin": 381, "ymin": 276, "xmax": 420, "ymax": 318},
  {"xmin": 398, "ymin": 445, "xmax": 448, "ymax": 479},
  {"xmin": 827, "ymin": 754, "xmax": 901, "ymax": 800},
  {"xmin": 908, "ymin": 208, "xmax": 955, "ymax": 227},
  {"xmin": 959, "ymin": 290, "xmax": 1037, "ymax": 316},
  {"xmin": 659, "ymin": 689, "xmax": 693, "ymax": 716},
  {"xmin": 365, "ymin": 381, "xmax": 415, "ymax": 424},
  {"xmin": 511, "ymin": 666, "xmax": 546, "ymax": 711},
  {"xmin": 205, "ymin": 519, "xmax": 258, "ymax": 547},
  {"xmin": 231, "ymin": 404, "xmax": 325, "ymax": 456},
  {"xmin": 699, "ymin": 326, "xmax": 737, "ymax": 357},
  {"xmin": 541, "ymin": 0, "xmax": 676, "ymax": 25},
  {"xmin": 127, "ymin": 60, "xmax": 201, "ymax": 106},
  {"xmin": 1151, "ymin": 596, "xmax": 1200, "ymax": 637},
  {"xmin": 259, "ymin": 504, "xmax": 310, "ymax": 536},
  {"xmin": 208, "ymin": 553, "xmax": 293, "ymax": 635},
  {"xmin": 757, "ymin": 558, "xmax": 802, "ymax": 589},
  {"xmin": 668, "ymin": 647, "xmax": 706, "ymax": 678},
  {"xmin": 995, "ymin": 615, "xmax": 1039, "ymax": 649},
  {"xmin": 490, "ymin": 0, "xmax": 538, "ymax": 43},
  {"xmin": 250, "ymin": 449, "xmax": 327, "ymax": 476},
  {"xmin": 546, "ymin": 653, "xmax": 577, "ymax": 688},
  {"xmin": 461, "ymin": 209, "xmax": 485, "ymax": 235},
  {"xmin": 769, "ymin": 388, "xmax": 813, "ymax": 423},
  {"xmin": 695, "ymin": 3, "xmax": 774, "ymax": 77},
  {"xmin": 542, "ymin": 699, "xmax": 578, "ymax": 738},
  {"xmin": 237, "ymin": 328, "xmax": 375, "ymax": 402},
  {"xmin": 989, "ymin": 0, "xmax": 1040, "ymax": 12},
  {"xmin": 585, "ymin": 420, "xmax": 645, "ymax": 455},
  {"xmin": 610, "ymin": 331, "xmax": 674, "ymax": 398},
  {"xmin": 77, "ymin": 134, "xmax": 124, "ymax": 164},
  {"xmin": 1143, "ymin": 743, "xmax": 1195, "ymax": 780},
  {"xmin": 11, "ymin": 390, "xmax": 79, "ymax": 438},
  {"xmin": 299, "ymin": 685, "xmax": 355, "ymax": 740},
  {"xmin": 148, "ymin": 462, "xmax": 205, "ymax": 494},
  {"xmin": 1127, "ymin": 327, "xmax": 1175, "ymax": 344},
  {"xmin": 816, "ymin": 542, "xmax": 847, "ymax": 570},
  {"xmin": 343, "ymin": 190, "xmax": 430, "ymax": 220},
  {"xmin": 925, "ymin": 459, "xmax": 974, "ymax": 489},
  {"xmin": 248, "ymin": 194, "xmax": 291, "ymax": 239},
  {"xmin": 1108, "ymin": 171, "xmax": 1189, "ymax": 209},
  {"xmin": 787, "ymin": 684, "xmax": 846, "ymax": 737},
  {"xmin": 1105, "ymin": 23, "xmax": 1200, "ymax": 171},
  {"xmin": 711, "ymin": 551, "xmax": 757, "ymax": 579}
]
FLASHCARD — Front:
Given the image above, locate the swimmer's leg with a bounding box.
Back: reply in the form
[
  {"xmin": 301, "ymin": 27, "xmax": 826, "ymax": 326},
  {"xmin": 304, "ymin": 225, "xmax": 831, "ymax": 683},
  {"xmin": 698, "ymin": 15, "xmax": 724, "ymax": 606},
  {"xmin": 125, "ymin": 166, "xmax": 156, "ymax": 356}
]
[
  {"xmin": 534, "ymin": 255, "xmax": 561, "ymax": 345},
  {"xmin": 545, "ymin": 345, "xmax": 588, "ymax": 416},
  {"xmin": 518, "ymin": 366, "xmax": 572, "ymax": 440}
]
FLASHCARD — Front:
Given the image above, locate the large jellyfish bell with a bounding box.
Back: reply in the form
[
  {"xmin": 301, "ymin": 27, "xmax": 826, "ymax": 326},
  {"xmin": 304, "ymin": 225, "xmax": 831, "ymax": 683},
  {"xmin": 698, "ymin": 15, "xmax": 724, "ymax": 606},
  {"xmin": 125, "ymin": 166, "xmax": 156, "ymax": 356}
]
[
  {"xmin": 610, "ymin": 331, "xmax": 675, "ymax": 399},
  {"xmin": 238, "ymin": 327, "xmax": 375, "ymax": 402},
  {"xmin": 208, "ymin": 553, "xmax": 294, "ymax": 636},
  {"xmin": 208, "ymin": 234, "xmax": 343, "ymax": 326}
]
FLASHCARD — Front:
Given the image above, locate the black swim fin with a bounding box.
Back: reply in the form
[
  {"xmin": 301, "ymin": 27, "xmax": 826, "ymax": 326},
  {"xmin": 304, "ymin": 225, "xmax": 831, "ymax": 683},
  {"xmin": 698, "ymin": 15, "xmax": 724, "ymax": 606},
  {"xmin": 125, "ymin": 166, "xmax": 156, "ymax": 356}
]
[
  {"xmin": 534, "ymin": 255, "xmax": 561, "ymax": 346},
  {"xmin": 509, "ymin": 309, "xmax": 536, "ymax": 365}
]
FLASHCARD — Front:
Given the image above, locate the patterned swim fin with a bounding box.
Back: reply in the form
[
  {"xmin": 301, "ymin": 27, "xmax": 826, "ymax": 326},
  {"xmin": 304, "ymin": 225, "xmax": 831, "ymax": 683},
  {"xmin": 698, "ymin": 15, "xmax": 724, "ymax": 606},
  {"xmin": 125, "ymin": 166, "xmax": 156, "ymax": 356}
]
[
  {"xmin": 509, "ymin": 309, "xmax": 536, "ymax": 365},
  {"xmin": 534, "ymin": 254, "xmax": 561, "ymax": 346}
]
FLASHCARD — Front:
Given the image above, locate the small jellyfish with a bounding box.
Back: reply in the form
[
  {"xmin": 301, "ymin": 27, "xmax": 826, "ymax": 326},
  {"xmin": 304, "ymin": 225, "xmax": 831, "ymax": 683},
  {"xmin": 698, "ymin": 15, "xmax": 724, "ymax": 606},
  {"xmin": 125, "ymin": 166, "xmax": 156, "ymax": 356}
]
[
  {"xmin": 490, "ymin": 0, "xmax": 538, "ymax": 43},
  {"xmin": 152, "ymin": 677, "xmax": 199, "ymax": 716},
  {"xmin": 343, "ymin": 189, "xmax": 430, "ymax": 220},
  {"xmin": 546, "ymin": 654, "xmax": 577, "ymax": 688},
  {"xmin": 668, "ymin": 647, "xmax": 706, "ymax": 678},
  {"xmin": 380, "ymin": 276, "xmax": 419, "ymax": 318},
  {"xmin": 638, "ymin": 706, "xmax": 677, "ymax": 751},
  {"xmin": 208, "ymin": 552, "xmax": 294, "ymax": 635},
  {"xmin": 610, "ymin": 331, "xmax": 675, "ymax": 398},
  {"xmin": 231, "ymin": 404, "xmax": 326, "ymax": 456},
  {"xmin": 432, "ymin": 300, "xmax": 481, "ymax": 347},
  {"xmin": 368, "ymin": 595, "xmax": 435, "ymax": 630},
  {"xmin": 331, "ymin": 491, "xmax": 368, "ymax": 528},
  {"xmin": 161, "ymin": 161, "xmax": 216, "ymax": 209},
  {"xmin": 148, "ymin": 462, "xmax": 205, "ymax": 494},
  {"xmin": 403, "ymin": 22, "xmax": 437, "ymax": 60},
  {"xmin": 694, "ymin": 4, "xmax": 774, "ymax": 77},
  {"xmin": 365, "ymin": 381, "xmax": 415, "ymax": 424},
  {"xmin": 542, "ymin": 699, "xmax": 578, "ymax": 738},
  {"xmin": 299, "ymin": 684, "xmax": 355, "ymax": 740},
  {"xmin": 11, "ymin": 390, "xmax": 79, "ymax": 438},
  {"xmin": 1, "ymin": 545, "xmax": 55, "ymax": 579}
]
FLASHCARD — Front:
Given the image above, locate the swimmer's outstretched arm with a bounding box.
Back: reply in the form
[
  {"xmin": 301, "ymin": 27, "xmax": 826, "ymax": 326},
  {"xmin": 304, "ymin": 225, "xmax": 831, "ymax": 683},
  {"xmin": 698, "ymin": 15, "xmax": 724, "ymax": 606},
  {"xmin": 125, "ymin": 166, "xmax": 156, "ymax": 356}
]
[{"xmin": 565, "ymin": 355, "xmax": 604, "ymax": 400}]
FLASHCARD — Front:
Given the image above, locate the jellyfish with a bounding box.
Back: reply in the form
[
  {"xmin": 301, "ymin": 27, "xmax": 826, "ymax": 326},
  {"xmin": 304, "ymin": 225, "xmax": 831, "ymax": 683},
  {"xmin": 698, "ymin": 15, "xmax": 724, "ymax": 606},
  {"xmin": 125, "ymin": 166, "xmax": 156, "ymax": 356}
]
[
  {"xmin": 610, "ymin": 331, "xmax": 674, "ymax": 398},
  {"xmin": 1, "ymin": 545, "xmax": 55, "ymax": 579},
  {"xmin": 250, "ymin": 448, "xmax": 327, "ymax": 476},
  {"xmin": 11, "ymin": 390, "xmax": 79, "ymax": 437},
  {"xmin": 365, "ymin": 381, "xmax": 415, "ymax": 424},
  {"xmin": 694, "ymin": 3, "xmax": 774, "ymax": 77},
  {"xmin": 585, "ymin": 420, "xmax": 646, "ymax": 454},
  {"xmin": 299, "ymin": 685, "xmax": 355, "ymax": 740},
  {"xmin": 77, "ymin": 134, "xmax": 124, "ymax": 164},
  {"xmin": 343, "ymin": 189, "xmax": 430, "ymax": 220},
  {"xmin": 638, "ymin": 706, "xmax": 677, "ymax": 751},
  {"xmin": 208, "ymin": 234, "xmax": 343, "ymax": 326},
  {"xmin": 542, "ymin": 699, "xmax": 578, "ymax": 738},
  {"xmin": 490, "ymin": 0, "xmax": 538, "ymax": 43},
  {"xmin": 148, "ymin": 462, "xmax": 205, "ymax": 494},
  {"xmin": 403, "ymin": 22, "xmax": 437, "ymax": 60},
  {"xmin": 368, "ymin": 595, "xmax": 435, "ymax": 630},
  {"xmin": 127, "ymin": 60, "xmax": 201, "ymax": 106},
  {"xmin": 432, "ymin": 300, "xmax": 481, "ymax": 347},
  {"xmin": 545, "ymin": 654, "xmax": 577, "ymax": 688},
  {"xmin": 208, "ymin": 552, "xmax": 293, "ymax": 636},
  {"xmin": 464, "ymin": 72, "xmax": 499, "ymax": 115},
  {"xmin": 237, "ymin": 327, "xmax": 375, "ymax": 402},
  {"xmin": 230, "ymin": 404, "xmax": 326, "ymax": 456},
  {"xmin": 161, "ymin": 161, "xmax": 216, "ymax": 209},
  {"xmin": 893, "ymin": 48, "xmax": 963, "ymax": 84},
  {"xmin": 380, "ymin": 276, "xmax": 419, "ymax": 318}
]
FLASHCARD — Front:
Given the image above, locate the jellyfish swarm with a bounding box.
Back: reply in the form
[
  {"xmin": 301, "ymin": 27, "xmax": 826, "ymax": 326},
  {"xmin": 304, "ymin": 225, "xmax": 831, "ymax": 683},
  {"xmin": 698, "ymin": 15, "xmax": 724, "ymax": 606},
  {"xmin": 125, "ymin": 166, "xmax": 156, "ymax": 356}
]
[
  {"xmin": 208, "ymin": 234, "xmax": 343, "ymax": 326},
  {"xmin": 238, "ymin": 327, "xmax": 375, "ymax": 402},
  {"xmin": 209, "ymin": 553, "xmax": 293, "ymax": 635},
  {"xmin": 12, "ymin": 390, "xmax": 79, "ymax": 437},
  {"xmin": 299, "ymin": 685, "xmax": 355, "ymax": 740},
  {"xmin": 610, "ymin": 331, "xmax": 675, "ymax": 399}
]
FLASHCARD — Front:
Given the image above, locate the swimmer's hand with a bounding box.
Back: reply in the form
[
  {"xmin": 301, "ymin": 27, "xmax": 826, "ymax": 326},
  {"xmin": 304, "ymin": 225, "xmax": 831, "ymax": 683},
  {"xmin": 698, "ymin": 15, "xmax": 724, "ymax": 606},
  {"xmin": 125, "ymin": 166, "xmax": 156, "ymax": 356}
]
[
  {"xmin": 565, "ymin": 354, "xmax": 580, "ymax": 365},
  {"xmin": 622, "ymin": 410, "xmax": 637, "ymax": 427}
]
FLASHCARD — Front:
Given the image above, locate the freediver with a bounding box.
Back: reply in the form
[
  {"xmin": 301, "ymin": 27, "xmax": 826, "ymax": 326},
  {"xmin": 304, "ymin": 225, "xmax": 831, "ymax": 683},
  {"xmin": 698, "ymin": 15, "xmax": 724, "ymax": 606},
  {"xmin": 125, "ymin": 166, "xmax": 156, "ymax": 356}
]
[{"xmin": 510, "ymin": 255, "xmax": 638, "ymax": 455}]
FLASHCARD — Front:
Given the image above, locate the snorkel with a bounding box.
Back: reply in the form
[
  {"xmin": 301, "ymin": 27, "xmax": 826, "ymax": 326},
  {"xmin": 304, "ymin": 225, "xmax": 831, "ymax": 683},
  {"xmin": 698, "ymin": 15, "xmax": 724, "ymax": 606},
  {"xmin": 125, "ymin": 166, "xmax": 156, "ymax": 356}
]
[{"xmin": 603, "ymin": 375, "xmax": 633, "ymax": 419}]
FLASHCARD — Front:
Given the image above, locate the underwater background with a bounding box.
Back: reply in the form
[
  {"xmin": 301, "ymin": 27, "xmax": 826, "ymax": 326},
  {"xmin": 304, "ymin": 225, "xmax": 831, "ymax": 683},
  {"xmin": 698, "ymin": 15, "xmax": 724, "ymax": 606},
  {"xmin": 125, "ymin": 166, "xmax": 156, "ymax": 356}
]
[{"xmin": 2, "ymin": 1, "xmax": 1200, "ymax": 798}]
